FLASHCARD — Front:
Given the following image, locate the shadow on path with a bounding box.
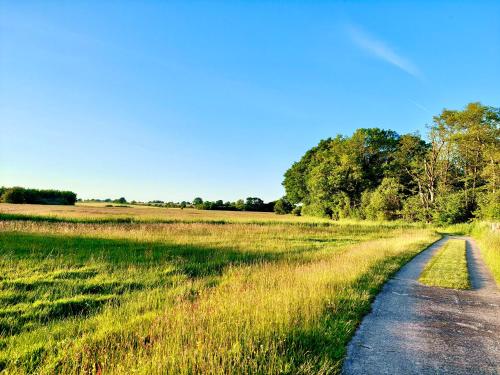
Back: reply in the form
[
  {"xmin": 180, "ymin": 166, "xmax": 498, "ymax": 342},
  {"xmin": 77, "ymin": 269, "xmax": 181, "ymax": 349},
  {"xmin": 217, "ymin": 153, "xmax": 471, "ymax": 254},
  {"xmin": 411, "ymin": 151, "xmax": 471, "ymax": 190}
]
[
  {"xmin": 343, "ymin": 236, "xmax": 500, "ymax": 375},
  {"xmin": 466, "ymin": 237, "xmax": 497, "ymax": 292}
]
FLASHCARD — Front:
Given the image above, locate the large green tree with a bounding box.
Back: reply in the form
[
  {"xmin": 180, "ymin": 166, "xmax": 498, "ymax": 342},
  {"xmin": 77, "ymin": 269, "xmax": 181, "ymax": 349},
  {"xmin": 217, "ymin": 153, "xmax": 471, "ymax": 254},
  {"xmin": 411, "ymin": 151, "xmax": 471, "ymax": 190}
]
[
  {"xmin": 282, "ymin": 102, "xmax": 499, "ymax": 222},
  {"xmin": 428, "ymin": 102, "xmax": 499, "ymax": 220},
  {"xmin": 283, "ymin": 128, "xmax": 402, "ymax": 218}
]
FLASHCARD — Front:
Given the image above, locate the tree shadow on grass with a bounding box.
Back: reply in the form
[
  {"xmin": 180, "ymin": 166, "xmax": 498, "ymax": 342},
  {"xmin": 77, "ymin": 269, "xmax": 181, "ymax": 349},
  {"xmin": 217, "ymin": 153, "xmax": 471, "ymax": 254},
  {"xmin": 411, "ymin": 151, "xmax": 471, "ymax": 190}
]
[
  {"xmin": 0, "ymin": 231, "xmax": 286, "ymax": 339},
  {"xmin": 0, "ymin": 232, "xmax": 283, "ymax": 278}
]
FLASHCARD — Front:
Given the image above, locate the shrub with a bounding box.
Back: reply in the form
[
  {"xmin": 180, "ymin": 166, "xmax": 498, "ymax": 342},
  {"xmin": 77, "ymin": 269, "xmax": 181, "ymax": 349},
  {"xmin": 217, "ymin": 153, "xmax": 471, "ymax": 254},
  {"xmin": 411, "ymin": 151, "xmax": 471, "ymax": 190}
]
[
  {"xmin": 401, "ymin": 195, "xmax": 428, "ymax": 222},
  {"xmin": 362, "ymin": 178, "xmax": 404, "ymax": 220},
  {"xmin": 475, "ymin": 191, "xmax": 500, "ymax": 220},
  {"xmin": 432, "ymin": 191, "xmax": 470, "ymax": 225},
  {"xmin": 274, "ymin": 198, "xmax": 293, "ymax": 215},
  {"xmin": 301, "ymin": 193, "xmax": 352, "ymax": 220},
  {"xmin": 292, "ymin": 206, "xmax": 302, "ymax": 216}
]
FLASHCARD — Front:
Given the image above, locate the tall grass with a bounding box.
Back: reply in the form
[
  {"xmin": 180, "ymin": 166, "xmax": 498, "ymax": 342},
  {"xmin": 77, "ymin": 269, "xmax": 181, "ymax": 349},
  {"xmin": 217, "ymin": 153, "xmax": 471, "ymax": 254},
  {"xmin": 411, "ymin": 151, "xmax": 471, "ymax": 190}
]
[
  {"xmin": 0, "ymin": 206, "xmax": 439, "ymax": 373},
  {"xmin": 471, "ymin": 223, "xmax": 500, "ymax": 285},
  {"xmin": 1, "ymin": 203, "xmax": 322, "ymax": 224},
  {"xmin": 0, "ymin": 203, "xmax": 429, "ymax": 228}
]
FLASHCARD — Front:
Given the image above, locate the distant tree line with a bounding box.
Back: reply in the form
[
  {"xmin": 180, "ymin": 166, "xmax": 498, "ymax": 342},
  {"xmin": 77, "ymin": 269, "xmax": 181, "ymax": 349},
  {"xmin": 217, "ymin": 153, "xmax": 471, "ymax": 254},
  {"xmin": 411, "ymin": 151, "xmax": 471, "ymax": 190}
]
[
  {"xmin": 82, "ymin": 197, "xmax": 128, "ymax": 204},
  {"xmin": 191, "ymin": 197, "xmax": 275, "ymax": 212},
  {"xmin": 282, "ymin": 102, "xmax": 499, "ymax": 224},
  {"xmin": 0, "ymin": 187, "xmax": 77, "ymax": 205},
  {"xmin": 81, "ymin": 197, "xmax": 277, "ymax": 212},
  {"xmin": 80, "ymin": 197, "xmax": 190, "ymax": 208}
]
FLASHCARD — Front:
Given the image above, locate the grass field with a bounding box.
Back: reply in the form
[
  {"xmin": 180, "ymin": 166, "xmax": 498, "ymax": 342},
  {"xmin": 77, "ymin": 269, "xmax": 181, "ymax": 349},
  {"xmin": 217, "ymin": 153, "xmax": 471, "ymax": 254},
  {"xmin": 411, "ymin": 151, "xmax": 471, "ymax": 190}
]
[
  {"xmin": 0, "ymin": 203, "xmax": 333, "ymax": 224},
  {"xmin": 419, "ymin": 239, "xmax": 470, "ymax": 289},
  {"xmin": 0, "ymin": 203, "xmax": 439, "ymax": 373}
]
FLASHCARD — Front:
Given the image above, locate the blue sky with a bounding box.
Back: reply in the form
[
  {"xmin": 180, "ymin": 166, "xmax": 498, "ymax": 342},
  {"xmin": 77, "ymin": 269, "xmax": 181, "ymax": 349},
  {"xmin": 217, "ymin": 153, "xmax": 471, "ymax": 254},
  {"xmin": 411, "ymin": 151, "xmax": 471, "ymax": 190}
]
[{"xmin": 1, "ymin": 1, "xmax": 499, "ymax": 202}]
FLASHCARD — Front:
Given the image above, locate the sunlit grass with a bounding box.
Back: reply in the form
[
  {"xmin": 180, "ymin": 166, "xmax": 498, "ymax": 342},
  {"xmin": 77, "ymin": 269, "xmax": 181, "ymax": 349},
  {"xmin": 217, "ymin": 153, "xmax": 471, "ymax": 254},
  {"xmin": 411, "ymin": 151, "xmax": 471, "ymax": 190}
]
[
  {"xmin": 0, "ymin": 205, "xmax": 439, "ymax": 373},
  {"xmin": 0, "ymin": 203, "xmax": 431, "ymax": 228},
  {"xmin": 0, "ymin": 202, "xmax": 324, "ymax": 224},
  {"xmin": 419, "ymin": 239, "xmax": 470, "ymax": 289},
  {"xmin": 472, "ymin": 223, "xmax": 500, "ymax": 286},
  {"xmin": 440, "ymin": 222, "xmax": 500, "ymax": 287}
]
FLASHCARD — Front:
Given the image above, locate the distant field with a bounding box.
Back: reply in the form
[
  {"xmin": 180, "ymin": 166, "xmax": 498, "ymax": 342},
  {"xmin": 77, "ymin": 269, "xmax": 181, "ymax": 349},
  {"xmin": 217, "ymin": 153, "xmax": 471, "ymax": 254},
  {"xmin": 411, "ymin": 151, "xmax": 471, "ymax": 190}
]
[
  {"xmin": 0, "ymin": 202, "xmax": 327, "ymax": 224},
  {"xmin": 0, "ymin": 203, "xmax": 438, "ymax": 373}
]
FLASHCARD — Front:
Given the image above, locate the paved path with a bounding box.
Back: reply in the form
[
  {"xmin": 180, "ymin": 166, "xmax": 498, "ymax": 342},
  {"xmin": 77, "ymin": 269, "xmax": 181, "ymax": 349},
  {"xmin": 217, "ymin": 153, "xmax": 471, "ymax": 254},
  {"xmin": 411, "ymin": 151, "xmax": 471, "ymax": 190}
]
[{"xmin": 343, "ymin": 236, "xmax": 500, "ymax": 375}]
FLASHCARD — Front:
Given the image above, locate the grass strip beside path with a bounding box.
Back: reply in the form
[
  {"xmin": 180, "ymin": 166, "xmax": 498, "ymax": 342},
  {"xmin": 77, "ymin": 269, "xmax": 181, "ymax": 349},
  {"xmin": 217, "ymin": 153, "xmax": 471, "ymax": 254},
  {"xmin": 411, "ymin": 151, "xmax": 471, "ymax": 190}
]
[
  {"xmin": 472, "ymin": 223, "xmax": 500, "ymax": 286},
  {"xmin": 419, "ymin": 239, "xmax": 470, "ymax": 289}
]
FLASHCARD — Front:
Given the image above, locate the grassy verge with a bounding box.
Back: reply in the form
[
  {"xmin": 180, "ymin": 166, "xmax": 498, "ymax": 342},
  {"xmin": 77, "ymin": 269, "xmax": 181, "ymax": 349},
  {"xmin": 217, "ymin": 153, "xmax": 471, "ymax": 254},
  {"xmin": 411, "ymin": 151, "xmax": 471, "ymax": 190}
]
[
  {"xmin": 419, "ymin": 239, "xmax": 470, "ymax": 289},
  {"xmin": 471, "ymin": 223, "xmax": 500, "ymax": 286}
]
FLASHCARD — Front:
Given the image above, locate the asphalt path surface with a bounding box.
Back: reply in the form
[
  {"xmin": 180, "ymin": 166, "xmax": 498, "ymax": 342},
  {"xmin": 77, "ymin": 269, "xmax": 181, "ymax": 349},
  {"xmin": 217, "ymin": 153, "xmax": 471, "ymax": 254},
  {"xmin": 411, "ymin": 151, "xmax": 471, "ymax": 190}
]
[{"xmin": 343, "ymin": 236, "xmax": 500, "ymax": 375}]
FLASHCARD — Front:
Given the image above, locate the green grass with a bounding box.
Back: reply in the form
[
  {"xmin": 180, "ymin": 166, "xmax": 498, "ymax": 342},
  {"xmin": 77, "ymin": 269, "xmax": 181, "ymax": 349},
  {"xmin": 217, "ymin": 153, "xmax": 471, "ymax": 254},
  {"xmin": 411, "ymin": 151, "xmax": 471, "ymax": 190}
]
[
  {"xmin": 0, "ymin": 202, "xmax": 430, "ymax": 228},
  {"xmin": 419, "ymin": 239, "xmax": 470, "ymax": 289},
  {"xmin": 471, "ymin": 223, "xmax": 500, "ymax": 286},
  {"xmin": 0, "ymin": 206, "xmax": 439, "ymax": 374},
  {"xmin": 439, "ymin": 221, "xmax": 500, "ymax": 287}
]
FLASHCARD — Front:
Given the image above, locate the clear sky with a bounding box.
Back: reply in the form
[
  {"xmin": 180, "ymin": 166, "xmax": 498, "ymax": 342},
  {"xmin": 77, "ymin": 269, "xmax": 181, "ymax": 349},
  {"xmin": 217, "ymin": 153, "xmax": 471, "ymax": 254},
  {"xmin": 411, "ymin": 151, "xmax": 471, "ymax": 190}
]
[{"xmin": 1, "ymin": 1, "xmax": 499, "ymax": 202}]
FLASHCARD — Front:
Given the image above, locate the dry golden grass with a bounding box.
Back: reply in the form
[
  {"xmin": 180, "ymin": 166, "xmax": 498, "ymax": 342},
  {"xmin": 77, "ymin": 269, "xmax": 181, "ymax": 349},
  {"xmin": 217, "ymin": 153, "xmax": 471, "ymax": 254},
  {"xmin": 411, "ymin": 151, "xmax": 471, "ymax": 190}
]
[{"xmin": 0, "ymin": 202, "xmax": 325, "ymax": 223}]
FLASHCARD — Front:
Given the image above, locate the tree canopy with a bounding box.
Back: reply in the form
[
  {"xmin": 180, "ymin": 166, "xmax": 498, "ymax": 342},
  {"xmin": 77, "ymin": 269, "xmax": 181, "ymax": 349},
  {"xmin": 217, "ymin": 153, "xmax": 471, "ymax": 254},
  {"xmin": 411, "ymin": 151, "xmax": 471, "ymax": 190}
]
[
  {"xmin": 0, "ymin": 187, "xmax": 77, "ymax": 205},
  {"xmin": 282, "ymin": 102, "xmax": 499, "ymax": 224}
]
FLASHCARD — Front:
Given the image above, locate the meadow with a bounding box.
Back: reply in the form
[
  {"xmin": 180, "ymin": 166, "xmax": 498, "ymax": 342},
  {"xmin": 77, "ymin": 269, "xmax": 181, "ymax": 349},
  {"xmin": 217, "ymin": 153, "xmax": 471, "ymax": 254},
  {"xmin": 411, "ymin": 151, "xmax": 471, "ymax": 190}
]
[
  {"xmin": 1, "ymin": 203, "xmax": 441, "ymax": 373},
  {"xmin": 0, "ymin": 203, "xmax": 332, "ymax": 224}
]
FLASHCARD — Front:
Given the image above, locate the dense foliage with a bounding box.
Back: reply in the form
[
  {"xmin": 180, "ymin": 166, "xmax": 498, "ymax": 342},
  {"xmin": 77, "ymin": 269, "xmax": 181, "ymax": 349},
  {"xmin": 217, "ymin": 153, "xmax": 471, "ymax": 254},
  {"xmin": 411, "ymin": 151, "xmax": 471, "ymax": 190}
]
[
  {"xmin": 283, "ymin": 102, "xmax": 499, "ymax": 224},
  {"xmin": 0, "ymin": 187, "xmax": 77, "ymax": 205},
  {"xmin": 81, "ymin": 197, "xmax": 276, "ymax": 212},
  {"xmin": 192, "ymin": 197, "xmax": 275, "ymax": 212},
  {"xmin": 274, "ymin": 197, "xmax": 293, "ymax": 215}
]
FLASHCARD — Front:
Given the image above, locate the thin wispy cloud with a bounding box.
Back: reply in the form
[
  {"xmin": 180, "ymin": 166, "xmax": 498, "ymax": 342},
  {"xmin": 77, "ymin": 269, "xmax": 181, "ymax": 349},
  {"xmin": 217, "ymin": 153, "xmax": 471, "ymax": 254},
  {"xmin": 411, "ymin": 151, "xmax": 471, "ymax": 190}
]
[
  {"xmin": 409, "ymin": 99, "xmax": 430, "ymax": 113},
  {"xmin": 347, "ymin": 24, "xmax": 422, "ymax": 79}
]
